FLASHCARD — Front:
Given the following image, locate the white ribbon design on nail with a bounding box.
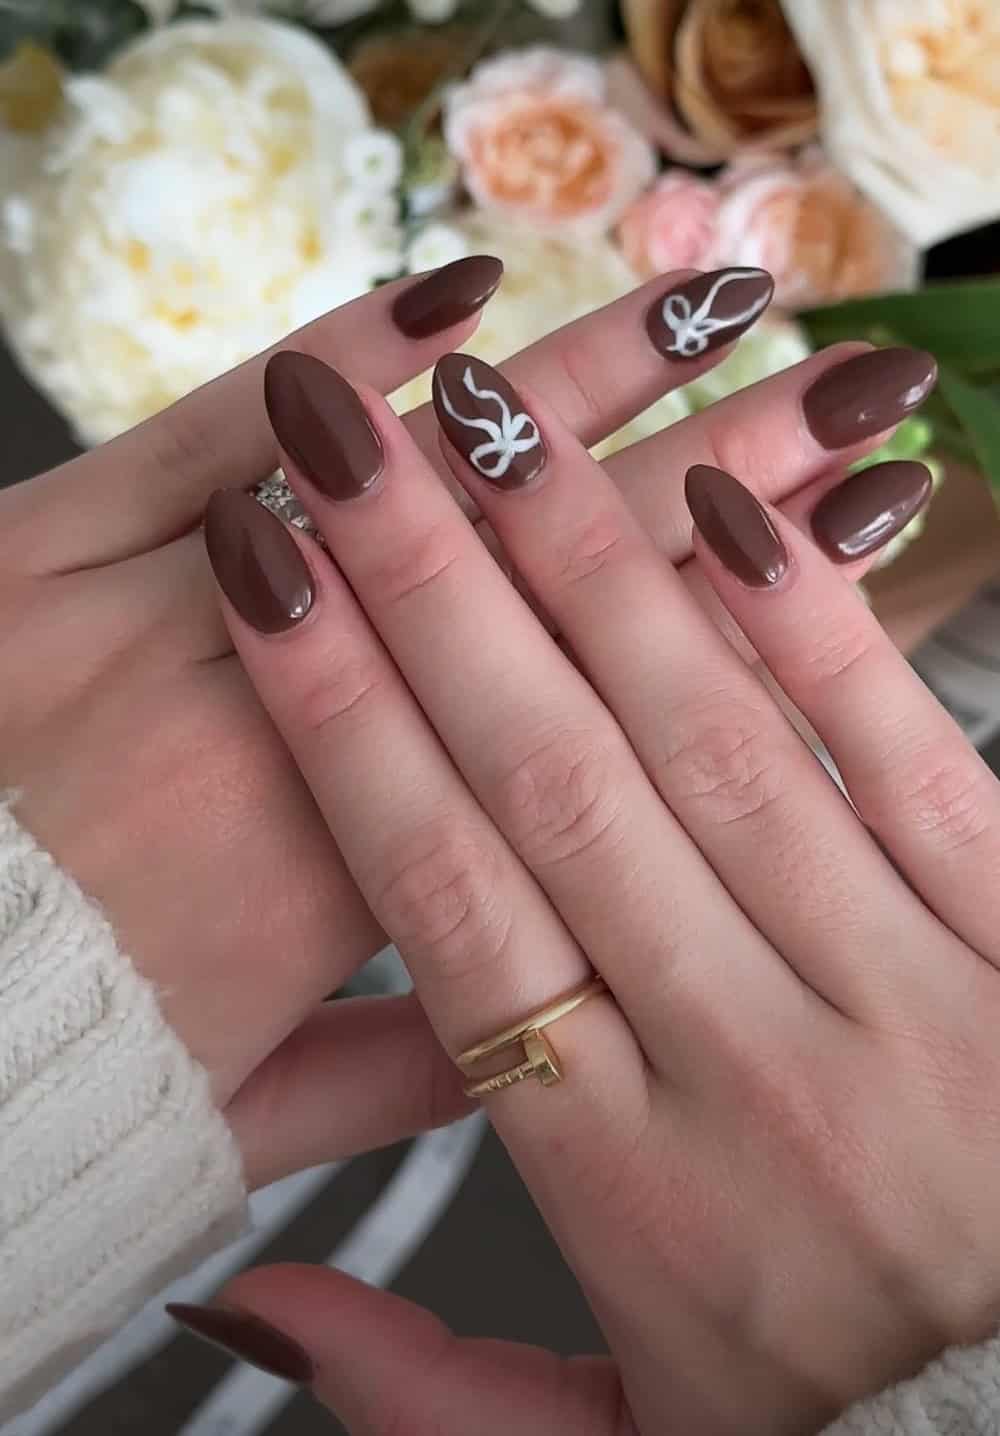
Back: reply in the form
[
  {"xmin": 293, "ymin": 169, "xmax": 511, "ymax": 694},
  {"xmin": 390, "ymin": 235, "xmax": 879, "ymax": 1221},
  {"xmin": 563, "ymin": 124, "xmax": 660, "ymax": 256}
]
[
  {"xmin": 662, "ymin": 270, "xmax": 770, "ymax": 358},
  {"xmin": 436, "ymin": 365, "xmax": 541, "ymax": 480}
]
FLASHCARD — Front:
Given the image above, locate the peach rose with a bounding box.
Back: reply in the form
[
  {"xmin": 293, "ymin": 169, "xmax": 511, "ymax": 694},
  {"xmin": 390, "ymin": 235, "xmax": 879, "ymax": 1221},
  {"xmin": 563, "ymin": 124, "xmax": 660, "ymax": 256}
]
[
  {"xmin": 617, "ymin": 170, "xmax": 721, "ymax": 277},
  {"xmin": 713, "ymin": 150, "xmax": 919, "ymax": 310},
  {"xmin": 615, "ymin": 0, "xmax": 817, "ymax": 164},
  {"xmin": 443, "ymin": 47, "xmax": 656, "ymax": 236},
  {"xmin": 784, "ymin": 0, "xmax": 1000, "ymax": 246}
]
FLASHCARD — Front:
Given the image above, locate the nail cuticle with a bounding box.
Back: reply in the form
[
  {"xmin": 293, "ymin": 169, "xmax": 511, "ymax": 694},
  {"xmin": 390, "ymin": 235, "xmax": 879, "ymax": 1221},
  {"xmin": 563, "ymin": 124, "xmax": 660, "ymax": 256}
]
[
  {"xmin": 433, "ymin": 354, "xmax": 546, "ymax": 489},
  {"xmin": 264, "ymin": 351, "xmax": 384, "ymax": 501},
  {"xmin": 166, "ymin": 1303, "xmax": 315, "ymax": 1384},
  {"xmin": 204, "ymin": 489, "xmax": 314, "ymax": 634},
  {"xmin": 646, "ymin": 267, "xmax": 774, "ymax": 362},
  {"xmin": 811, "ymin": 460, "xmax": 933, "ymax": 563},
  {"xmin": 686, "ymin": 464, "xmax": 789, "ymax": 589},
  {"xmin": 802, "ymin": 347, "xmax": 938, "ymax": 451},
  {"xmin": 392, "ymin": 254, "xmax": 503, "ymax": 339}
]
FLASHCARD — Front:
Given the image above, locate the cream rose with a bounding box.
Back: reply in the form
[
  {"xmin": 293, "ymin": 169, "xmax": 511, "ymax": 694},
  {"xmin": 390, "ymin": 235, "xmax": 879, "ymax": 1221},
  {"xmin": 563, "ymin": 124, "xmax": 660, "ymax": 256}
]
[
  {"xmin": 713, "ymin": 149, "xmax": 919, "ymax": 310},
  {"xmin": 783, "ymin": 0, "xmax": 1000, "ymax": 247},
  {"xmin": 443, "ymin": 48, "xmax": 656, "ymax": 236},
  {"xmin": 0, "ymin": 18, "xmax": 402, "ymax": 445}
]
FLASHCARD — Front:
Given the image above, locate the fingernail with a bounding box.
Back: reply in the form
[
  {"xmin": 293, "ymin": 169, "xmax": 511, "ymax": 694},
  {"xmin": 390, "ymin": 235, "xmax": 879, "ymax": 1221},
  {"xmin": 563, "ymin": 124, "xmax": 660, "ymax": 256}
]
[
  {"xmin": 810, "ymin": 460, "xmax": 933, "ymax": 563},
  {"xmin": 803, "ymin": 347, "xmax": 937, "ymax": 451},
  {"xmin": 264, "ymin": 351, "xmax": 384, "ymax": 501},
  {"xmin": 433, "ymin": 353, "xmax": 546, "ymax": 490},
  {"xmin": 204, "ymin": 489, "xmax": 313, "ymax": 633},
  {"xmin": 685, "ymin": 464, "xmax": 788, "ymax": 588},
  {"xmin": 646, "ymin": 267, "xmax": 773, "ymax": 361},
  {"xmin": 166, "ymin": 1303, "xmax": 314, "ymax": 1384},
  {"xmin": 392, "ymin": 255, "xmax": 503, "ymax": 339}
]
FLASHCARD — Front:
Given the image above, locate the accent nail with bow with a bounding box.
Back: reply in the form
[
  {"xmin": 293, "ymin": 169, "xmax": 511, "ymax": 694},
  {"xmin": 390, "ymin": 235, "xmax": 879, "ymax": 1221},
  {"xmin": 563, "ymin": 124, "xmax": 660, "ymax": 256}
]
[
  {"xmin": 433, "ymin": 354, "xmax": 546, "ymax": 489},
  {"xmin": 647, "ymin": 267, "xmax": 774, "ymax": 361}
]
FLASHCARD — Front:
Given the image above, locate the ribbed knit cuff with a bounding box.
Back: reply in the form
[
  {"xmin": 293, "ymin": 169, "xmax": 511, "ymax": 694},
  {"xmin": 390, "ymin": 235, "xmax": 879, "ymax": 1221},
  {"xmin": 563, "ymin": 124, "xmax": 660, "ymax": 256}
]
[
  {"xmin": 0, "ymin": 796, "xmax": 248, "ymax": 1422},
  {"xmin": 822, "ymin": 1333, "xmax": 1000, "ymax": 1436}
]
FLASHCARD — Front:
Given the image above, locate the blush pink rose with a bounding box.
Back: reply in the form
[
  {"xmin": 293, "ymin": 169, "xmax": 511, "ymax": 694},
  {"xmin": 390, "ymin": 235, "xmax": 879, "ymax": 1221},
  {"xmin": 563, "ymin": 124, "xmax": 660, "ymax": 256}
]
[
  {"xmin": 712, "ymin": 149, "xmax": 919, "ymax": 310},
  {"xmin": 617, "ymin": 169, "xmax": 721, "ymax": 277},
  {"xmin": 443, "ymin": 48, "xmax": 656, "ymax": 237}
]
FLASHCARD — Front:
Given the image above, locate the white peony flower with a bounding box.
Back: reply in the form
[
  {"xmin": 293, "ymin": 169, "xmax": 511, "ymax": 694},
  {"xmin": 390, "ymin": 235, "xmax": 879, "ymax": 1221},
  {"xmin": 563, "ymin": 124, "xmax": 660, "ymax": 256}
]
[
  {"xmin": 0, "ymin": 18, "xmax": 403, "ymax": 445},
  {"xmin": 406, "ymin": 221, "xmax": 471, "ymax": 274},
  {"xmin": 783, "ymin": 0, "xmax": 1000, "ymax": 247}
]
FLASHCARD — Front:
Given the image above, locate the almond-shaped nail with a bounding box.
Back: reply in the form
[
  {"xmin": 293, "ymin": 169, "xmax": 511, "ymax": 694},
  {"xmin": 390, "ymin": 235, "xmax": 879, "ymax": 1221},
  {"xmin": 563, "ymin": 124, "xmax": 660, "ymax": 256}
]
[
  {"xmin": 811, "ymin": 460, "xmax": 933, "ymax": 563},
  {"xmin": 803, "ymin": 347, "xmax": 937, "ymax": 451},
  {"xmin": 166, "ymin": 1304, "xmax": 314, "ymax": 1384},
  {"xmin": 264, "ymin": 351, "xmax": 383, "ymax": 501},
  {"xmin": 686, "ymin": 464, "xmax": 788, "ymax": 588},
  {"xmin": 392, "ymin": 255, "xmax": 503, "ymax": 339},
  {"xmin": 647, "ymin": 267, "xmax": 773, "ymax": 361},
  {"xmin": 204, "ymin": 489, "xmax": 313, "ymax": 633},
  {"xmin": 433, "ymin": 353, "xmax": 546, "ymax": 490}
]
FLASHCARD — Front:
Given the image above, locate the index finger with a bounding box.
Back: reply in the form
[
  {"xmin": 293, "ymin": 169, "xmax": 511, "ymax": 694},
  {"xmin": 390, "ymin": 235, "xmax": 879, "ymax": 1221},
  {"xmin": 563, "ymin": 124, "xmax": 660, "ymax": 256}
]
[{"xmin": 1, "ymin": 258, "xmax": 503, "ymax": 573}]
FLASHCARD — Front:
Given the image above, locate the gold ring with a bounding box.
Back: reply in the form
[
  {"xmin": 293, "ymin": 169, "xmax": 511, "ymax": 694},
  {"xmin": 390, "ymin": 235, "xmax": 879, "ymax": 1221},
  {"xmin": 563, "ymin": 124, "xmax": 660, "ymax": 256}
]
[{"xmin": 457, "ymin": 976, "xmax": 607, "ymax": 1099}]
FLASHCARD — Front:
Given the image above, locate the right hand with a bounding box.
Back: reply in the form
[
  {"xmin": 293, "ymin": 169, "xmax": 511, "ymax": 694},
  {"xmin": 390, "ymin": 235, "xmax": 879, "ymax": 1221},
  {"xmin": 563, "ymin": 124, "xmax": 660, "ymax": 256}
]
[{"xmin": 0, "ymin": 261, "xmax": 918, "ymax": 1187}]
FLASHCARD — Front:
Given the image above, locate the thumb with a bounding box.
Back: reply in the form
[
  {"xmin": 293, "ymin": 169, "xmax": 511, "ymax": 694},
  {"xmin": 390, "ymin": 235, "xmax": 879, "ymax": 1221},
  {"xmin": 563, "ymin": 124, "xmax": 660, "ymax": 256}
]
[{"xmin": 169, "ymin": 1264, "xmax": 627, "ymax": 1436}]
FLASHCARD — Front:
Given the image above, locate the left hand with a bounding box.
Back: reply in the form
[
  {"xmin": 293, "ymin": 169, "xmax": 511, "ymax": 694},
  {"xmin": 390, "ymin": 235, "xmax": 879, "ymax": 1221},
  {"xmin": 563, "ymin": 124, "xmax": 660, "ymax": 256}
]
[{"xmin": 172, "ymin": 350, "xmax": 1000, "ymax": 1434}]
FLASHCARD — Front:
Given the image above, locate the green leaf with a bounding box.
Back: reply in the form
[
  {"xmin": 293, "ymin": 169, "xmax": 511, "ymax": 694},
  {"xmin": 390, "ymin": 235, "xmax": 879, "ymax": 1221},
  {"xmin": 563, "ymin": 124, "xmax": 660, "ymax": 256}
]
[
  {"xmin": 800, "ymin": 279, "xmax": 1000, "ymax": 377},
  {"xmin": 936, "ymin": 365, "xmax": 1000, "ymax": 496},
  {"xmin": 0, "ymin": 0, "xmax": 147, "ymax": 70}
]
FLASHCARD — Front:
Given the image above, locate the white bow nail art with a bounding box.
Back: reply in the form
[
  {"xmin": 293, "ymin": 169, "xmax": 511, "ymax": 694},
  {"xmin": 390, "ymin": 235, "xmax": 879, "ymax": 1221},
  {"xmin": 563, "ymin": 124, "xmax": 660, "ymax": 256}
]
[
  {"xmin": 436, "ymin": 365, "xmax": 541, "ymax": 481},
  {"xmin": 661, "ymin": 269, "xmax": 772, "ymax": 359}
]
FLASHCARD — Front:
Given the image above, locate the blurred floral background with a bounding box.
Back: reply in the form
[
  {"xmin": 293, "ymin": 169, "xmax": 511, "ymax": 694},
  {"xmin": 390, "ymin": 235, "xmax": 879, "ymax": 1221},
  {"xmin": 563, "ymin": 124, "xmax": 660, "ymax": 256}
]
[{"xmin": 2, "ymin": 0, "xmax": 1000, "ymax": 570}]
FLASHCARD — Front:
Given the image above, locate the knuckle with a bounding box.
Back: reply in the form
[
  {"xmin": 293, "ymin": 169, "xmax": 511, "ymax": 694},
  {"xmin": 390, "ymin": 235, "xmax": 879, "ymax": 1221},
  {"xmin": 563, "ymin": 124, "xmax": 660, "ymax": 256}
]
[
  {"xmin": 887, "ymin": 750, "xmax": 990, "ymax": 854},
  {"xmin": 658, "ymin": 699, "xmax": 781, "ymax": 827},
  {"xmin": 368, "ymin": 525, "xmax": 464, "ymax": 612},
  {"xmin": 555, "ymin": 510, "xmax": 633, "ymax": 589},
  {"xmin": 496, "ymin": 727, "xmax": 624, "ymax": 868},
  {"xmin": 555, "ymin": 337, "xmax": 609, "ymax": 432},
  {"xmin": 373, "ymin": 819, "xmax": 511, "ymax": 979},
  {"xmin": 298, "ymin": 650, "xmax": 385, "ymax": 735},
  {"xmin": 798, "ymin": 622, "xmax": 874, "ymax": 692}
]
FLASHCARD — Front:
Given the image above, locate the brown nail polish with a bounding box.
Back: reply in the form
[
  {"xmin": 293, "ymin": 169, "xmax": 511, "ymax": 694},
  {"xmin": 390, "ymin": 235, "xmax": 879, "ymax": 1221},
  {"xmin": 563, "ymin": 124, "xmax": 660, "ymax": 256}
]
[
  {"xmin": 204, "ymin": 489, "xmax": 313, "ymax": 633},
  {"xmin": 392, "ymin": 255, "xmax": 503, "ymax": 339},
  {"xmin": 686, "ymin": 464, "xmax": 788, "ymax": 588},
  {"xmin": 433, "ymin": 353, "xmax": 546, "ymax": 490},
  {"xmin": 166, "ymin": 1303, "xmax": 314, "ymax": 1384},
  {"xmin": 264, "ymin": 351, "xmax": 384, "ymax": 501},
  {"xmin": 811, "ymin": 460, "xmax": 933, "ymax": 563},
  {"xmin": 803, "ymin": 347, "xmax": 937, "ymax": 451},
  {"xmin": 646, "ymin": 267, "xmax": 773, "ymax": 361}
]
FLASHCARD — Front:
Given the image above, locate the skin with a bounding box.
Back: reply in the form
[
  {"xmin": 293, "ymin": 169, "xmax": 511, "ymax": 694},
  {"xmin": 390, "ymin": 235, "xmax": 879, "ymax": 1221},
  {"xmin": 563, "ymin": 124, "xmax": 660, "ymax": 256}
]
[
  {"xmin": 1, "ymin": 271, "xmax": 889, "ymax": 1190},
  {"xmin": 209, "ymin": 372, "xmax": 1000, "ymax": 1435}
]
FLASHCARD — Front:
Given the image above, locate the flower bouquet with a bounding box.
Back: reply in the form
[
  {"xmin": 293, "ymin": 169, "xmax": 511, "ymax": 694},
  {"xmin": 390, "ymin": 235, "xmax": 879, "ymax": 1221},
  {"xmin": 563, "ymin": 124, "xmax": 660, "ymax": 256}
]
[{"xmin": 1, "ymin": 0, "xmax": 1000, "ymax": 610}]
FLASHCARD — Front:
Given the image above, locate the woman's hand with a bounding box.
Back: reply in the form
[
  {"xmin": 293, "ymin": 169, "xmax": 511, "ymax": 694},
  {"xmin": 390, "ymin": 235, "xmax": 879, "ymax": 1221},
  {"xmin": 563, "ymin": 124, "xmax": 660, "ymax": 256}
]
[
  {"xmin": 0, "ymin": 260, "xmax": 932, "ymax": 1190},
  {"xmin": 177, "ymin": 349, "xmax": 1000, "ymax": 1436}
]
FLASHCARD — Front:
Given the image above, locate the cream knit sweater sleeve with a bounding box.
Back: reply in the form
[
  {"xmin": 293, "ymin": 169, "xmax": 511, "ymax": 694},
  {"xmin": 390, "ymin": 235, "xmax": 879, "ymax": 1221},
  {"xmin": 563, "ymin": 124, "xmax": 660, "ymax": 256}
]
[{"xmin": 0, "ymin": 797, "xmax": 247, "ymax": 1423}]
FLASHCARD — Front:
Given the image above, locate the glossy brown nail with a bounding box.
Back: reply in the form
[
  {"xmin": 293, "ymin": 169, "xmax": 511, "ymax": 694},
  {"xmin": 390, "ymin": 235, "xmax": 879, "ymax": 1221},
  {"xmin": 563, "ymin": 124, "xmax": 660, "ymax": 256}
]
[
  {"xmin": 686, "ymin": 464, "xmax": 788, "ymax": 588},
  {"xmin": 264, "ymin": 351, "xmax": 383, "ymax": 501},
  {"xmin": 433, "ymin": 353, "xmax": 546, "ymax": 490},
  {"xmin": 811, "ymin": 460, "xmax": 933, "ymax": 563},
  {"xmin": 392, "ymin": 254, "xmax": 503, "ymax": 339},
  {"xmin": 647, "ymin": 267, "xmax": 773, "ymax": 361},
  {"xmin": 204, "ymin": 489, "xmax": 313, "ymax": 633},
  {"xmin": 803, "ymin": 347, "xmax": 937, "ymax": 451},
  {"xmin": 166, "ymin": 1303, "xmax": 314, "ymax": 1384}
]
